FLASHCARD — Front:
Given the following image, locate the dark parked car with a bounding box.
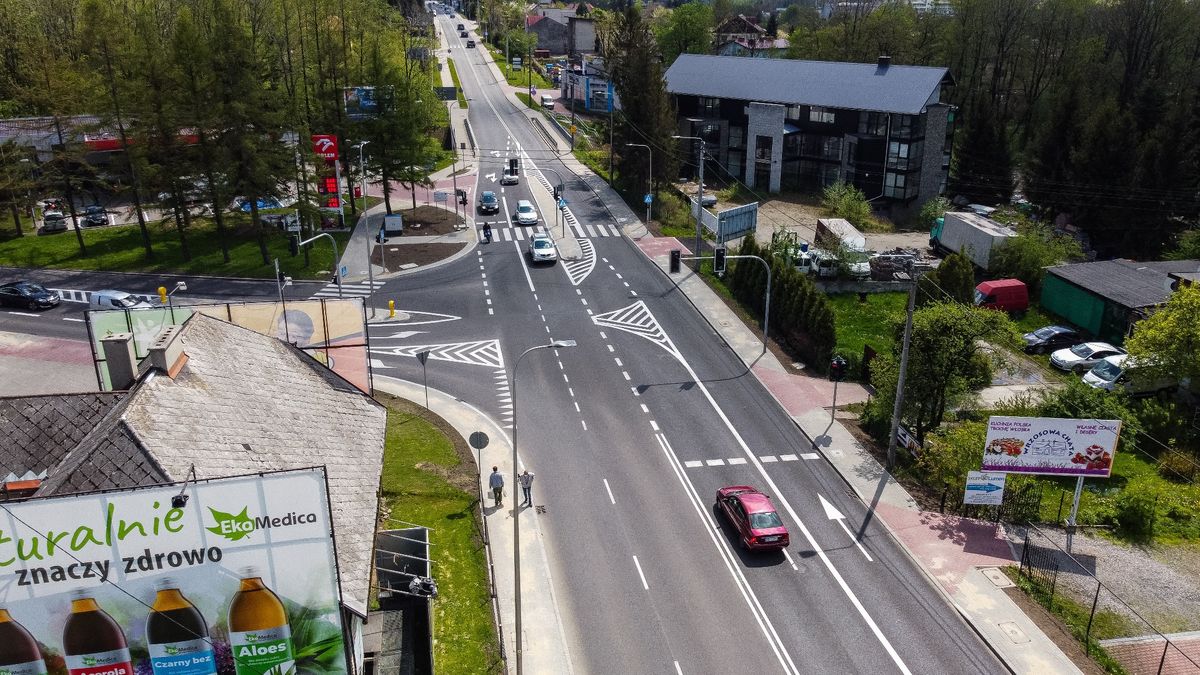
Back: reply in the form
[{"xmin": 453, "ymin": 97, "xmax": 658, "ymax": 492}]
[
  {"xmin": 0, "ymin": 281, "xmax": 61, "ymax": 310},
  {"xmin": 715, "ymin": 485, "xmax": 789, "ymax": 551},
  {"xmin": 466, "ymin": 39, "xmax": 475, "ymax": 48},
  {"xmin": 478, "ymin": 191, "xmax": 499, "ymax": 215},
  {"xmin": 82, "ymin": 204, "xmax": 111, "ymax": 227},
  {"xmin": 1022, "ymin": 325, "xmax": 1082, "ymax": 354},
  {"xmin": 459, "ymin": 30, "xmax": 468, "ymax": 37}
]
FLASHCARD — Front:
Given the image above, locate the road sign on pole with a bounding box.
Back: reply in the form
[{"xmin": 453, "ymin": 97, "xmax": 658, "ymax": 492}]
[
  {"xmin": 963, "ymin": 471, "xmax": 1006, "ymax": 505},
  {"xmin": 644, "ymin": 193, "xmax": 653, "ymax": 205}
]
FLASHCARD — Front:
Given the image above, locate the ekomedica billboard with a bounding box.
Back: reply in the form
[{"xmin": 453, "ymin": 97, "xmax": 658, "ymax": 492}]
[{"xmin": 0, "ymin": 468, "xmax": 347, "ymax": 675}]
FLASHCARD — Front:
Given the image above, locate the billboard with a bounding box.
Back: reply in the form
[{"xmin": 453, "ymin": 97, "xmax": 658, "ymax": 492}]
[
  {"xmin": 982, "ymin": 416, "xmax": 1122, "ymax": 477},
  {"xmin": 0, "ymin": 468, "xmax": 347, "ymax": 675},
  {"xmin": 342, "ymin": 87, "xmax": 378, "ymax": 120},
  {"xmin": 717, "ymin": 202, "xmax": 759, "ymax": 243}
]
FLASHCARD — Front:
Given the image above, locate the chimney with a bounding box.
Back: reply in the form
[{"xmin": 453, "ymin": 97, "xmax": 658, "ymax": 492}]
[
  {"xmin": 878, "ymin": 55, "xmax": 892, "ymax": 69},
  {"xmin": 148, "ymin": 325, "xmax": 188, "ymax": 378},
  {"xmin": 101, "ymin": 332, "xmax": 138, "ymax": 390}
]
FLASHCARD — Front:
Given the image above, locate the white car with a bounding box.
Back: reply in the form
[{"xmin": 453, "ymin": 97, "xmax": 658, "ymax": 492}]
[
  {"xmin": 528, "ymin": 233, "xmax": 557, "ymax": 264},
  {"xmin": 513, "ymin": 200, "xmax": 538, "ymax": 226},
  {"xmin": 1050, "ymin": 341, "xmax": 1125, "ymax": 373}
]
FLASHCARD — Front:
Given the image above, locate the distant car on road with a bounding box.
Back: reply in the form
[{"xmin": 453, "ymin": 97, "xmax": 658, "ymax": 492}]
[
  {"xmin": 512, "ymin": 200, "xmax": 538, "ymax": 226},
  {"xmin": 466, "ymin": 39, "xmax": 475, "ymax": 48},
  {"xmin": 500, "ymin": 170, "xmax": 519, "ymax": 186},
  {"xmin": 478, "ymin": 191, "xmax": 499, "ymax": 215},
  {"xmin": 0, "ymin": 281, "xmax": 61, "ymax": 310},
  {"xmin": 715, "ymin": 486, "xmax": 789, "ymax": 551},
  {"xmin": 90, "ymin": 289, "xmax": 154, "ymax": 310},
  {"xmin": 527, "ymin": 233, "xmax": 557, "ymax": 264},
  {"xmin": 1022, "ymin": 325, "xmax": 1081, "ymax": 354},
  {"xmin": 82, "ymin": 204, "xmax": 111, "ymax": 227},
  {"xmin": 1050, "ymin": 341, "xmax": 1125, "ymax": 373},
  {"xmin": 459, "ymin": 30, "xmax": 468, "ymax": 37}
]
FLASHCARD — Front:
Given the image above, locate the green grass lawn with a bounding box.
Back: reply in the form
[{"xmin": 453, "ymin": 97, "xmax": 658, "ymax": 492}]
[
  {"xmin": 827, "ymin": 292, "xmax": 907, "ymax": 367},
  {"xmin": 515, "ymin": 92, "xmax": 536, "ymax": 109},
  {"xmin": 377, "ymin": 394, "xmax": 502, "ymax": 675},
  {"xmin": 0, "ymin": 215, "xmax": 349, "ymax": 280},
  {"xmin": 446, "ymin": 59, "xmax": 468, "ymax": 108},
  {"xmin": 485, "ymin": 44, "xmax": 553, "ymax": 89}
]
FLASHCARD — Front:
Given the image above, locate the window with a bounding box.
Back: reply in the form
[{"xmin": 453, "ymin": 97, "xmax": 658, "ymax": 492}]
[
  {"xmin": 728, "ymin": 126, "xmax": 744, "ymax": 148},
  {"xmin": 700, "ymin": 123, "xmax": 720, "ymax": 144},
  {"xmin": 701, "ymin": 97, "xmax": 720, "ymax": 118},
  {"xmin": 809, "ymin": 106, "xmax": 835, "ymax": 124},
  {"xmin": 858, "ymin": 112, "xmax": 888, "ymax": 136},
  {"xmin": 786, "ymin": 105, "xmax": 802, "ymax": 121},
  {"xmin": 884, "ymin": 172, "xmax": 907, "ymax": 199},
  {"xmin": 755, "ymin": 135, "xmax": 773, "ymax": 161},
  {"xmin": 821, "ymin": 136, "xmax": 842, "ymax": 161},
  {"xmin": 726, "ymin": 152, "xmax": 743, "ymax": 176}
]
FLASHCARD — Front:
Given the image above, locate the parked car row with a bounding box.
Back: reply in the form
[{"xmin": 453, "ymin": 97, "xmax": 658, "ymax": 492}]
[{"xmin": 1022, "ymin": 324, "xmax": 1176, "ymax": 396}]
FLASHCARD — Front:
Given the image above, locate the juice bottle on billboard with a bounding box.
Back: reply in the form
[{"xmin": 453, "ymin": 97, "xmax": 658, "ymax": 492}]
[
  {"xmin": 146, "ymin": 580, "xmax": 217, "ymax": 675},
  {"xmin": 0, "ymin": 608, "xmax": 48, "ymax": 675},
  {"xmin": 228, "ymin": 568, "xmax": 295, "ymax": 675},
  {"xmin": 62, "ymin": 593, "xmax": 134, "ymax": 675}
]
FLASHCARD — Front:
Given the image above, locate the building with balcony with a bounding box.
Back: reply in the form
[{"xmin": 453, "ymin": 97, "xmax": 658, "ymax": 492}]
[{"xmin": 663, "ymin": 54, "xmax": 955, "ymax": 215}]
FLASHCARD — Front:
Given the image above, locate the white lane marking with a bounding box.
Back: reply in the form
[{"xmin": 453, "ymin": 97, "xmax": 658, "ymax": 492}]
[
  {"xmin": 760, "ymin": 456, "xmax": 778, "ymax": 463},
  {"xmin": 705, "ymin": 459, "xmax": 725, "ymax": 467},
  {"xmin": 632, "ymin": 555, "xmax": 650, "ymax": 590},
  {"xmin": 7, "ymin": 311, "xmax": 41, "ymax": 317},
  {"xmin": 607, "ymin": 344, "xmax": 615, "ymax": 352},
  {"xmin": 684, "ymin": 460, "xmax": 703, "ymax": 468},
  {"xmin": 640, "ymin": 404, "xmax": 649, "ymax": 413},
  {"xmin": 675, "ymin": 662, "xmax": 683, "ymax": 675},
  {"xmin": 568, "ymin": 388, "xmax": 575, "ymax": 397},
  {"xmin": 621, "ymin": 371, "xmax": 631, "ymax": 381},
  {"xmin": 631, "ymin": 386, "xmax": 639, "ymax": 396},
  {"xmin": 780, "ymin": 454, "xmax": 799, "ymax": 462},
  {"xmin": 801, "ymin": 452, "xmax": 820, "ymax": 460},
  {"xmin": 576, "ymin": 289, "xmax": 582, "ymax": 295},
  {"xmin": 581, "ymin": 420, "xmax": 587, "ymax": 431},
  {"xmin": 603, "ymin": 478, "xmax": 616, "ymax": 504},
  {"xmin": 650, "ymin": 421, "xmax": 659, "ymax": 431},
  {"xmin": 782, "ymin": 549, "xmax": 799, "ymax": 571},
  {"xmin": 614, "ymin": 358, "xmax": 623, "ymax": 367},
  {"xmin": 574, "ymin": 401, "xmax": 581, "ymax": 412},
  {"xmin": 663, "ymin": 335, "xmax": 908, "ymax": 673},
  {"xmin": 62, "ymin": 317, "xmax": 84, "ymax": 322},
  {"xmin": 820, "ymin": 494, "xmax": 874, "ymax": 562},
  {"xmin": 563, "ymin": 373, "xmax": 569, "ymax": 383},
  {"xmin": 599, "ymin": 331, "xmax": 607, "ymax": 339},
  {"xmin": 727, "ymin": 457, "xmax": 747, "ymax": 465},
  {"xmin": 655, "ymin": 433, "xmax": 798, "ymax": 674}
]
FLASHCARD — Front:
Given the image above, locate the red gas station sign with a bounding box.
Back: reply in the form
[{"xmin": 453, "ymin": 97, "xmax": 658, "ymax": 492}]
[{"xmin": 311, "ymin": 134, "xmax": 339, "ymax": 161}]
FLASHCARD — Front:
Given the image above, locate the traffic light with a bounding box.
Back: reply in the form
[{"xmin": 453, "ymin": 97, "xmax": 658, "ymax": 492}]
[
  {"xmin": 714, "ymin": 246, "xmax": 727, "ymax": 274},
  {"xmin": 669, "ymin": 249, "xmax": 681, "ymax": 274},
  {"xmin": 288, "ymin": 234, "xmax": 300, "ymax": 257},
  {"xmin": 830, "ymin": 355, "xmax": 848, "ymax": 382},
  {"xmin": 553, "ymin": 184, "xmax": 562, "ymax": 200}
]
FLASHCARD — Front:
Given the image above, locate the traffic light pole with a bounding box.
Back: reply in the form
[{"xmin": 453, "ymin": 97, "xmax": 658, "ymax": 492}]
[
  {"xmin": 677, "ymin": 252, "xmax": 769, "ymax": 356},
  {"xmin": 538, "ymin": 167, "xmax": 566, "ymax": 238}
]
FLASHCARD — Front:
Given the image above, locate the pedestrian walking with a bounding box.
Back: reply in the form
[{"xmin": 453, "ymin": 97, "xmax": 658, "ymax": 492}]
[
  {"xmin": 489, "ymin": 466, "xmax": 504, "ymax": 506},
  {"xmin": 518, "ymin": 469, "xmax": 536, "ymax": 507}
]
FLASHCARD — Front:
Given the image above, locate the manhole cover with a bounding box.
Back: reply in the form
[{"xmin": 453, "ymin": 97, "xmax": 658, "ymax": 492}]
[
  {"xmin": 998, "ymin": 621, "xmax": 1030, "ymax": 644},
  {"xmin": 981, "ymin": 567, "xmax": 1014, "ymax": 588},
  {"xmin": 719, "ymin": 320, "xmax": 731, "ymax": 327}
]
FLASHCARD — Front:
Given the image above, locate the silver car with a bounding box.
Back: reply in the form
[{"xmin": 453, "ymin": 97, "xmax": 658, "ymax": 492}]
[
  {"xmin": 513, "ymin": 200, "xmax": 538, "ymax": 226},
  {"xmin": 1050, "ymin": 341, "xmax": 1125, "ymax": 373},
  {"xmin": 528, "ymin": 233, "xmax": 557, "ymax": 264}
]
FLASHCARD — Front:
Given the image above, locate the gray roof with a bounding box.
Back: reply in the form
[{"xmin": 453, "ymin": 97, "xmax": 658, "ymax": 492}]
[
  {"xmin": 14, "ymin": 313, "xmax": 385, "ymax": 617},
  {"xmin": 0, "ymin": 392, "xmax": 127, "ymax": 482},
  {"xmin": 1046, "ymin": 259, "xmax": 1200, "ymax": 309},
  {"xmin": 664, "ymin": 54, "xmax": 952, "ymax": 115}
]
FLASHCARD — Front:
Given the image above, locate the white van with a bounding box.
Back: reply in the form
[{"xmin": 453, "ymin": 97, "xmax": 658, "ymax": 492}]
[
  {"xmin": 540, "ymin": 95, "xmax": 555, "ymax": 109},
  {"xmin": 1083, "ymin": 354, "xmax": 1177, "ymax": 396},
  {"xmin": 90, "ymin": 290, "xmax": 155, "ymax": 310}
]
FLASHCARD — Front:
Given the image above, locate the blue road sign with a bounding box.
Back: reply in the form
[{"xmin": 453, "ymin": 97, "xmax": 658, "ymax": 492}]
[
  {"xmin": 963, "ymin": 471, "xmax": 1006, "ymax": 505},
  {"xmin": 644, "ymin": 193, "xmax": 653, "ymax": 205},
  {"xmin": 558, "ymin": 198, "xmax": 567, "ymax": 209}
]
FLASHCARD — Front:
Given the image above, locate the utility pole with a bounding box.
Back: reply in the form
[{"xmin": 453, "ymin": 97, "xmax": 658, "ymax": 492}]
[
  {"xmin": 886, "ymin": 269, "xmax": 919, "ymax": 470},
  {"xmin": 625, "ymin": 143, "xmax": 652, "ymax": 224}
]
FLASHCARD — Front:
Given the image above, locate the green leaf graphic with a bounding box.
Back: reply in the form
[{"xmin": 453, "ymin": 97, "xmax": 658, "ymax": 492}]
[{"xmin": 206, "ymin": 506, "xmax": 255, "ymax": 541}]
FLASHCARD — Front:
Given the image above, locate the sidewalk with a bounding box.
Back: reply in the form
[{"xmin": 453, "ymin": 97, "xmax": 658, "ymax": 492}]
[
  {"xmin": 372, "ymin": 374, "xmax": 574, "ymax": 675},
  {"xmin": 634, "ymin": 239, "xmax": 1082, "ymax": 675}
]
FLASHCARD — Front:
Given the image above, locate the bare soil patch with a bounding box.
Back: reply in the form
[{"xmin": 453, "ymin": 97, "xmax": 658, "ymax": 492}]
[{"xmin": 372, "ymin": 242, "xmax": 466, "ymax": 271}]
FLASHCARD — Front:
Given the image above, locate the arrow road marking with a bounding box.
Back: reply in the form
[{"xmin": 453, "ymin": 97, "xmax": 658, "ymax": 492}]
[
  {"xmin": 485, "ymin": 172, "xmax": 496, "ymax": 181},
  {"xmin": 819, "ymin": 494, "xmax": 873, "ymax": 562},
  {"xmin": 373, "ymin": 330, "xmax": 429, "ymax": 340}
]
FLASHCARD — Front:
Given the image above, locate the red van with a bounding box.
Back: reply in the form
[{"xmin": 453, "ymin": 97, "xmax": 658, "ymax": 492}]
[{"xmin": 974, "ymin": 278, "xmax": 1029, "ymax": 313}]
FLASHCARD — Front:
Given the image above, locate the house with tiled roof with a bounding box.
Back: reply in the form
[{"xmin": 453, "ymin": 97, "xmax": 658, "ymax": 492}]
[{"xmin": 0, "ymin": 312, "xmax": 386, "ymax": 670}]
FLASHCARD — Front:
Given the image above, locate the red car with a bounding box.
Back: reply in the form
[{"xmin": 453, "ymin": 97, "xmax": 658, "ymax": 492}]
[{"xmin": 715, "ymin": 486, "xmax": 790, "ymax": 551}]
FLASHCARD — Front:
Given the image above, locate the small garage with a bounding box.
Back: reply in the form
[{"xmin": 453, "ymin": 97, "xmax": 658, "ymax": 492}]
[{"xmin": 1040, "ymin": 259, "xmax": 1200, "ymax": 345}]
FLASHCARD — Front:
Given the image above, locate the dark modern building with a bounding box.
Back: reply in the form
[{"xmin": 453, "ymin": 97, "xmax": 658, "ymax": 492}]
[{"xmin": 663, "ymin": 54, "xmax": 956, "ymax": 214}]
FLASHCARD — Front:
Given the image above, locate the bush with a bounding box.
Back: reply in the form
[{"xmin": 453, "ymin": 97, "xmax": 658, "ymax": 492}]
[
  {"xmin": 654, "ymin": 191, "xmax": 692, "ymax": 232},
  {"xmin": 820, "ymin": 181, "xmax": 871, "ymax": 229},
  {"xmin": 1158, "ymin": 450, "xmax": 1198, "ymax": 482},
  {"xmin": 915, "ymin": 196, "xmax": 951, "ymax": 231},
  {"xmin": 1114, "ymin": 476, "xmax": 1160, "ymax": 540}
]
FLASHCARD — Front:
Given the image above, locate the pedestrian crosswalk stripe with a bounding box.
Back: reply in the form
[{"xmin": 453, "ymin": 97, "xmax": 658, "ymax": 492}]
[
  {"xmin": 310, "ymin": 279, "xmax": 386, "ymax": 299},
  {"xmin": 480, "ymin": 221, "xmax": 618, "ymax": 242}
]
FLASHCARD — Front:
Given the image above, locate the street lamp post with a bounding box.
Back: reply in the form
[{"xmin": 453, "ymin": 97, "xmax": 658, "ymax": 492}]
[
  {"xmin": 353, "ymin": 141, "xmax": 375, "ymax": 317},
  {"xmin": 538, "ymin": 167, "xmax": 566, "ymax": 237},
  {"xmin": 512, "ymin": 339, "xmax": 576, "ymax": 675},
  {"xmin": 672, "ymin": 135, "xmax": 705, "ymax": 269},
  {"xmin": 625, "ymin": 143, "xmax": 652, "ymax": 225}
]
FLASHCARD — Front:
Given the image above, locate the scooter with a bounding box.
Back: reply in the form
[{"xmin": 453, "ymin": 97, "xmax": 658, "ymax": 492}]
[{"xmin": 482, "ymin": 224, "xmax": 493, "ymax": 243}]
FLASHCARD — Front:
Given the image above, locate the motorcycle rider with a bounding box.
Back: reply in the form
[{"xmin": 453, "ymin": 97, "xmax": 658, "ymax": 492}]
[{"xmin": 482, "ymin": 222, "xmax": 492, "ymax": 243}]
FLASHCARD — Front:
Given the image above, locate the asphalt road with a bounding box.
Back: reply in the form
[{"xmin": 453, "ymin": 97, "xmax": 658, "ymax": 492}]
[{"xmin": 360, "ymin": 16, "xmax": 1006, "ymax": 675}]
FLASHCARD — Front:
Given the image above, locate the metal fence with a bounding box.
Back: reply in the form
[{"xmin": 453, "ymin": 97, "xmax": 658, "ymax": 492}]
[{"xmin": 1016, "ymin": 523, "xmax": 1200, "ymax": 674}]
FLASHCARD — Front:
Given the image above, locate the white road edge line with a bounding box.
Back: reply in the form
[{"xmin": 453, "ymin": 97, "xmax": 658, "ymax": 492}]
[
  {"xmin": 782, "ymin": 549, "xmax": 799, "ymax": 571},
  {"xmin": 603, "ymin": 478, "xmax": 616, "ymax": 505},
  {"xmin": 661, "ymin": 334, "xmax": 911, "ymax": 674},
  {"xmin": 632, "ymin": 555, "xmax": 650, "ymax": 590},
  {"xmin": 655, "ymin": 433, "xmax": 799, "ymax": 675},
  {"xmin": 674, "ymin": 661, "xmax": 683, "ymax": 675},
  {"xmin": 62, "ymin": 317, "xmax": 85, "ymax": 322}
]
